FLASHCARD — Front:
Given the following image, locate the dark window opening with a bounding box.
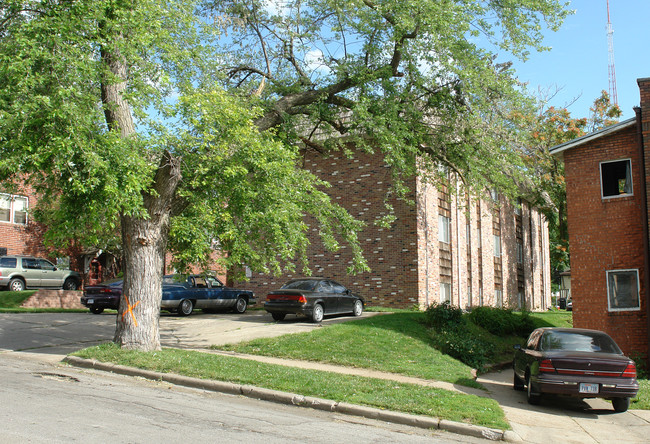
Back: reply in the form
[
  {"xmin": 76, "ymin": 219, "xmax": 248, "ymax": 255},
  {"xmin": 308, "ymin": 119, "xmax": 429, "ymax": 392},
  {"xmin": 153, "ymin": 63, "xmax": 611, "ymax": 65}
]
[{"xmin": 601, "ymin": 159, "xmax": 632, "ymax": 197}]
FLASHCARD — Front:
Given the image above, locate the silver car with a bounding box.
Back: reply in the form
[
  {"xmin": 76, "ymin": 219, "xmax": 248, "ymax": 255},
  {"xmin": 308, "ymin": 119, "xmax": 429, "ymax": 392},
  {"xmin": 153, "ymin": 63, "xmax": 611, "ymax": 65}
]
[{"xmin": 0, "ymin": 255, "xmax": 81, "ymax": 291}]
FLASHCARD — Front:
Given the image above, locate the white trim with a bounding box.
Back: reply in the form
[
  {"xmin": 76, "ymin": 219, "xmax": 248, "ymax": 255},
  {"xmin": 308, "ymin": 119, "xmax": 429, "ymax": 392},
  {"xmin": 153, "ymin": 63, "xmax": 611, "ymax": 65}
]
[
  {"xmin": 549, "ymin": 118, "xmax": 636, "ymax": 156},
  {"xmin": 606, "ymin": 269, "xmax": 641, "ymax": 312},
  {"xmin": 600, "ymin": 158, "xmax": 633, "ymax": 199}
]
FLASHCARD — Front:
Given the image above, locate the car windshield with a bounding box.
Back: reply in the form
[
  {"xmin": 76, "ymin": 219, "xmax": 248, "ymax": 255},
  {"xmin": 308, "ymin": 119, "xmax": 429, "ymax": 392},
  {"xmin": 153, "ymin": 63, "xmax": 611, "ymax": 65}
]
[
  {"xmin": 281, "ymin": 280, "xmax": 318, "ymax": 291},
  {"xmin": 540, "ymin": 330, "xmax": 622, "ymax": 354}
]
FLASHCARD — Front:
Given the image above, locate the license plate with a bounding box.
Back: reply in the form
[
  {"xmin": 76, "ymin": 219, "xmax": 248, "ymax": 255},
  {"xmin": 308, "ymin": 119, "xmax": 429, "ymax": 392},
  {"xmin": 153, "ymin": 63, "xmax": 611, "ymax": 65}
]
[
  {"xmin": 579, "ymin": 383, "xmax": 599, "ymax": 394},
  {"xmin": 87, "ymin": 299, "xmax": 94, "ymax": 304}
]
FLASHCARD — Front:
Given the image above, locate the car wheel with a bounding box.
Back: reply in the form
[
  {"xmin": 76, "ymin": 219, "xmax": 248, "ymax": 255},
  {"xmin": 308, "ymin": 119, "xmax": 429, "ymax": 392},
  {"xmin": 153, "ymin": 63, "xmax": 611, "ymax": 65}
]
[
  {"xmin": 90, "ymin": 307, "xmax": 104, "ymax": 315},
  {"xmin": 612, "ymin": 397, "xmax": 630, "ymax": 413},
  {"xmin": 526, "ymin": 373, "xmax": 541, "ymax": 405},
  {"xmin": 63, "ymin": 278, "xmax": 79, "ymax": 291},
  {"xmin": 513, "ymin": 371, "xmax": 525, "ymax": 391},
  {"xmin": 271, "ymin": 313, "xmax": 286, "ymax": 321},
  {"xmin": 311, "ymin": 304, "xmax": 324, "ymax": 323},
  {"xmin": 233, "ymin": 296, "xmax": 247, "ymax": 314},
  {"xmin": 352, "ymin": 299, "xmax": 363, "ymax": 316},
  {"xmin": 178, "ymin": 299, "xmax": 194, "ymax": 316},
  {"xmin": 8, "ymin": 278, "xmax": 25, "ymax": 292}
]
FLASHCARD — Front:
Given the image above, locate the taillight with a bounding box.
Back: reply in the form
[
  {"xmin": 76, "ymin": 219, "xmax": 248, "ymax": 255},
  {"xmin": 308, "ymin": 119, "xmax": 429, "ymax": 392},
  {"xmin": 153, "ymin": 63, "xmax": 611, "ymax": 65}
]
[
  {"xmin": 539, "ymin": 359, "xmax": 555, "ymax": 373},
  {"xmin": 622, "ymin": 362, "xmax": 637, "ymax": 378},
  {"xmin": 266, "ymin": 294, "xmax": 307, "ymax": 303}
]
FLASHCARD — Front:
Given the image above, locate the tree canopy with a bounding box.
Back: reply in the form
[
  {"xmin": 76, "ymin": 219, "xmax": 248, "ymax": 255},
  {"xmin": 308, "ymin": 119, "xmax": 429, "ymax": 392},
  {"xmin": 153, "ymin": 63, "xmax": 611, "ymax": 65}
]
[{"xmin": 0, "ymin": 0, "xmax": 571, "ymax": 350}]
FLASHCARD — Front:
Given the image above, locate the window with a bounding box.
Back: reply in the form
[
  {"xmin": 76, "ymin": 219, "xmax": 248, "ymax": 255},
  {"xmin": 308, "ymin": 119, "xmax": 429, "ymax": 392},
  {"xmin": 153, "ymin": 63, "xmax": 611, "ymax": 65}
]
[
  {"xmin": 607, "ymin": 269, "xmax": 640, "ymax": 311},
  {"xmin": 514, "ymin": 197, "xmax": 522, "ymax": 216},
  {"xmin": 495, "ymin": 289, "xmax": 503, "ymax": 307},
  {"xmin": 601, "ymin": 159, "xmax": 633, "ymax": 198},
  {"xmin": 490, "ymin": 188, "xmax": 499, "ymax": 202},
  {"xmin": 440, "ymin": 282, "xmax": 451, "ymax": 303},
  {"xmin": 517, "ymin": 242, "xmax": 524, "ymax": 263},
  {"xmin": 438, "ymin": 215, "xmax": 450, "ymax": 243},
  {"xmin": 0, "ymin": 193, "xmax": 28, "ymax": 225},
  {"xmin": 493, "ymin": 235, "xmax": 501, "ymax": 257}
]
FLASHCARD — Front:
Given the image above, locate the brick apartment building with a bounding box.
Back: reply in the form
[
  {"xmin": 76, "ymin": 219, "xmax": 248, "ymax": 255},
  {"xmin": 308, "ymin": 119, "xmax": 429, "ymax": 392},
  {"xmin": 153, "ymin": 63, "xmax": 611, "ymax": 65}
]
[
  {"xmin": 0, "ymin": 185, "xmax": 49, "ymax": 259},
  {"xmin": 236, "ymin": 148, "xmax": 551, "ymax": 310},
  {"xmin": 549, "ymin": 77, "xmax": 650, "ymax": 359}
]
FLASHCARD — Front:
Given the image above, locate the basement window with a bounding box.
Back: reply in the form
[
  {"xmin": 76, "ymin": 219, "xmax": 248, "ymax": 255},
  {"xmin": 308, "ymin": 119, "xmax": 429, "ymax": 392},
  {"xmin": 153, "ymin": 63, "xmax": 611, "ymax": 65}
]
[
  {"xmin": 600, "ymin": 159, "xmax": 633, "ymax": 198},
  {"xmin": 606, "ymin": 269, "xmax": 640, "ymax": 312}
]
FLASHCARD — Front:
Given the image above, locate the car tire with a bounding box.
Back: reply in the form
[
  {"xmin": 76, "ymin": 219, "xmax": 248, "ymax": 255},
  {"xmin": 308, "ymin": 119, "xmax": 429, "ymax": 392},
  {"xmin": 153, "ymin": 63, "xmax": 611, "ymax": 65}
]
[
  {"xmin": 352, "ymin": 299, "xmax": 363, "ymax": 316},
  {"xmin": 63, "ymin": 278, "xmax": 79, "ymax": 291},
  {"xmin": 271, "ymin": 313, "xmax": 286, "ymax": 321},
  {"xmin": 90, "ymin": 307, "xmax": 104, "ymax": 315},
  {"xmin": 513, "ymin": 371, "xmax": 525, "ymax": 391},
  {"xmin": 311, "ymin": 303, "xmax": 324, "ymax": 323},
  {"xmin": 233, "ymin": 296, "xmax": 247, "ymax": 314},
  {"xmin": 8, "ymin": 278, "xmax": 25, "ymax": 292},
  {"xmin": 526, "ymin": 373, "xmax": 541, "ymax": 405},
  {"xmin": 178, "ymin": 299, "xmax": 194, "ymax": 316},
  {"xmin": 612, "ymin": 397, "xmax": 630, "ymax": 413}
]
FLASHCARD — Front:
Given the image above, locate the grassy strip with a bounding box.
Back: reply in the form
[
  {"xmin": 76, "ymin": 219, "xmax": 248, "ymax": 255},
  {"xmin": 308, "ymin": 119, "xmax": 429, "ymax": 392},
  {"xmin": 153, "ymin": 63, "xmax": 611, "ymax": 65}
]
[
  {"xmin": 217, "ymin": 312, "xmax": 481, "ymax": 389},
  {"xmin": 0, "ymin": 290, "xmax": 37, "ymax": 308},
  {"xmin": 72, "ymin": 343, "xmax": 509, "ymax": 429}
]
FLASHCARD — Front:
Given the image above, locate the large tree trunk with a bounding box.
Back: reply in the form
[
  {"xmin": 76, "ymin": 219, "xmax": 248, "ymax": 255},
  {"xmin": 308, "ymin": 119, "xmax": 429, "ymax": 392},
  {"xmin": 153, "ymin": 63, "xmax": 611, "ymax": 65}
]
[
  {"xmin": 114, "ymin": 152, "xmax": 182, "ymax": 351},
  {"xmin": 100, "ymin": 36, "xmax": 182, "ymax": 350}
]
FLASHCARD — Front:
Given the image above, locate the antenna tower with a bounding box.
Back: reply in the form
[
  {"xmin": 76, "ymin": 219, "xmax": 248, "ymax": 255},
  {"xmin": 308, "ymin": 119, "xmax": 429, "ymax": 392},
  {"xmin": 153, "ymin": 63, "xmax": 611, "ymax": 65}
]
[{"xmin": 607, "ymin": 0, "xmax": 618, "ymax": 105}]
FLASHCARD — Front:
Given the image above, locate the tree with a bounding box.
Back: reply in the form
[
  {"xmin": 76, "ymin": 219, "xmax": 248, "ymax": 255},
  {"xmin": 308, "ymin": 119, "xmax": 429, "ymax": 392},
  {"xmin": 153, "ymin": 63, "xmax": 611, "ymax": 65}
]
[
  {"xmin": 0, "ymin": 0, "xmax": 570, "ymax": 350},
  {"xmin": 524, "ymin": 90, "xmax": 621, "ymax": 279}
]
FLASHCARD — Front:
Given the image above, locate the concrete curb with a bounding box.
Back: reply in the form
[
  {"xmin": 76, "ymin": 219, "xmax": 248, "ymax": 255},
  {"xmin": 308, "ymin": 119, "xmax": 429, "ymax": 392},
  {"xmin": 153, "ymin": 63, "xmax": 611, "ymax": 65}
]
[{"xmin": 63, "ymin": 356, "xmax": 513, "ymax": 441}]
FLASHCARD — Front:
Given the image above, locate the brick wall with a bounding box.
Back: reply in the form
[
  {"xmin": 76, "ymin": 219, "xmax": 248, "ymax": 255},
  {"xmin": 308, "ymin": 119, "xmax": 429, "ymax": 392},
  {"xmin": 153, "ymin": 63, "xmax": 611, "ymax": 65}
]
[
  {"xmin": 0, "ymin": 184, "xmax": 49, "ymax": 258},
  {"xmin": 237, "ymin": 148, "xmax": 551, "ymax": 311},
  {"xmin": 564, "ymin": 120, "xmax": 648, "ymax": 356}
]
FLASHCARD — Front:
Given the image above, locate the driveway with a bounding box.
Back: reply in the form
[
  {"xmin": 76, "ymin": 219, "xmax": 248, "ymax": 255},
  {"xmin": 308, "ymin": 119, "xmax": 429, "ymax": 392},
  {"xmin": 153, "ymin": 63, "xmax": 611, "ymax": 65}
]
[
  {"xmin": 478, "ymin": 369, "xmax": 650, "ymax": 443},
  {"xmin": 0, "ymin": 310, "xmax": 378, "ymax": 355}
]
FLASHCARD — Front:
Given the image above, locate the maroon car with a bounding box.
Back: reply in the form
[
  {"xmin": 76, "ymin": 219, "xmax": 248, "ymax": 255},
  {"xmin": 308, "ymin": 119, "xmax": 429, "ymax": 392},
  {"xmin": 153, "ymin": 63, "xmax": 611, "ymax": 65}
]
[{"xmin": 513, "ymin": 327, "xmax": 639, "ymax": 412}]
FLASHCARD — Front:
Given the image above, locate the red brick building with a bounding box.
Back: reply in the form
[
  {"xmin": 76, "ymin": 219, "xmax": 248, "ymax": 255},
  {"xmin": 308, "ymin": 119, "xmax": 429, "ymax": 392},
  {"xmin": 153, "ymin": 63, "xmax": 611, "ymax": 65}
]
[
  {"xmin": 236, "ymin": 148, "xmax": 551, "ymax": 310},
  {"xmin": 550, "ymin": 77, "xmax": 650, "ymax": 360},
  {"xmin": 0, "ymin": 185, "xmax": 49, "ymax": 259}
]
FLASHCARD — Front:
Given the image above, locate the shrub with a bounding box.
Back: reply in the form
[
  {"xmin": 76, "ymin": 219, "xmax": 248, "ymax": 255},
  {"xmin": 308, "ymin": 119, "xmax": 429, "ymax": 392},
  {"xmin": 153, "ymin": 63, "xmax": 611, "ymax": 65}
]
[
  {"xmin": 424, "ymin": 301, "xmax": 464, "ymax": 331},
  {"xmin": 430, "ymin": 329, "xmax": 491, "ymax": 371},
  {"xmin": 630, "ymin": 352, "xmax": 649, "ymax": 380},
  {"xmin": 467, "ymin": 306, "xmax": 535, "ymax": 337}
]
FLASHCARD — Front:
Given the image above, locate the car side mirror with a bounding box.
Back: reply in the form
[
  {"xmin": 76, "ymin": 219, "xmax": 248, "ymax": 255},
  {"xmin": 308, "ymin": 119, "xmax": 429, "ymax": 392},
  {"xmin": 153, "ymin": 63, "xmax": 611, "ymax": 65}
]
[{"xmin": 513, "ymin": 344, "xmax": 521, "ymax": 350}]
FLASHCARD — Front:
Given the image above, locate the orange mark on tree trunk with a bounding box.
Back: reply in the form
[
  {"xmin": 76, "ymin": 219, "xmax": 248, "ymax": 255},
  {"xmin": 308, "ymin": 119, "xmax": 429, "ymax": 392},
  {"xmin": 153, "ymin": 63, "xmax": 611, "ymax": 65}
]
[{"xmin": 122, "ymin": 295, "xmax": 141, "ymax": 327}]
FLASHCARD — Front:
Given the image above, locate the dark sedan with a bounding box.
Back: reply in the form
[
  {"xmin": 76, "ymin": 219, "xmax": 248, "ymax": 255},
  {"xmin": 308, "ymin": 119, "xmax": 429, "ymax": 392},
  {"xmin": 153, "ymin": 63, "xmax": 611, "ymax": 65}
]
[
  {"xmin": 513, "ymin": 327, "xmax": 639, "ymax": 412},
  {"xmin": 264, "ymin": 278, "xmax": 364, "ymax": 323},
  {"xmin": 80, "ymin": 274, "xmax": 255, "ymax": 316}
]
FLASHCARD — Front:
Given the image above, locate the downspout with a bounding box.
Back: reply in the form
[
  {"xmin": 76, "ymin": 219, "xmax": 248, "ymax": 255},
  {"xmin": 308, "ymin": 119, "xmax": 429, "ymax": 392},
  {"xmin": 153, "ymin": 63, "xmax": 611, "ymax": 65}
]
[{"xmin": 634, "ymin": 106, "xmax": 650, "ymax": 368}]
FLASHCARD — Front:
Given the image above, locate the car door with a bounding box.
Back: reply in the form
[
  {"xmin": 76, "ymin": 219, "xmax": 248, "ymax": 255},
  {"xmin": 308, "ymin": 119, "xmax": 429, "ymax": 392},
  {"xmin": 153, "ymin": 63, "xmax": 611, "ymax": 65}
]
[
  {"xmin": 329, "ymin": 280, "xmax": 351, "ymax": 313},
  {"xmin": 21, "ymin": 258, "xmax": 42, "ymax": 287},
  {"xmin": 38, "ymin": 259, "xmax": 61, "ymax": 287},
  {"xmin": 515, "ymin": 329, "xmax": 542, "ymax": 378},
  {"xmin": 315, "ymin": 280, "xmax": 336, "ymax": 314}
]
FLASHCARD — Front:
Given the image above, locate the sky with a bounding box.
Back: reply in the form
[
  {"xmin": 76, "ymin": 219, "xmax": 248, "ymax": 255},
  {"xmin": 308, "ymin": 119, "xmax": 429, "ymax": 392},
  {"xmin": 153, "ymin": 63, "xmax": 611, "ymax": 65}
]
[{"xmin": 507, "ymin": 0, "xmax": 650, "ymax": 120}]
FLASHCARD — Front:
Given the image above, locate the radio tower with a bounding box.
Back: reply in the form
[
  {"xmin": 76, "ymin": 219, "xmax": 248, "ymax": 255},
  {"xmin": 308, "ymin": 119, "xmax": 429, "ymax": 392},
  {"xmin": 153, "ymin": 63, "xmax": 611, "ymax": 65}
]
[{"xmin": 607, "ymin": 0, "xmax": 618, "ymax": 105}]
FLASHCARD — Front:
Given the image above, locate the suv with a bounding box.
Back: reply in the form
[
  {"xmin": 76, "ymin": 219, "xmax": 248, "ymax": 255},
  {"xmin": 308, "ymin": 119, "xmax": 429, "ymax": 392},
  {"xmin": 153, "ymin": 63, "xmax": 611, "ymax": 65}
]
[{"xmin": 0, "ymin": 255, "xmax": 81, "ymax": 291}]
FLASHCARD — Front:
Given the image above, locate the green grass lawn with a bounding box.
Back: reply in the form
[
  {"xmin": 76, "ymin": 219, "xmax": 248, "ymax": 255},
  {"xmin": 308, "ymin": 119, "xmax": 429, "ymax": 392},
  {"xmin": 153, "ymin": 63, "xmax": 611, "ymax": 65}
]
[
  {"xmin": 217, "ymin": 312, "xmax": 481, "ymax": 388},
  {"xmin": 0, "ymin": 290, "xmax": 37, "ymax": 308},
  {"xmin": 73, "ymin": 343, "xmax": 509, "ymax": 429}
]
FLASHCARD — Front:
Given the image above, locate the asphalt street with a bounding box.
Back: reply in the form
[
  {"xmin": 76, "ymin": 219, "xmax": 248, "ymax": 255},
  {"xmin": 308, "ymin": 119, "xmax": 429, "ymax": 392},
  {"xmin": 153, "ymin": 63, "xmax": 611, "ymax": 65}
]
[{"xmin": 1, "ymin": 352, "xmax": 487, "ymax": 444}]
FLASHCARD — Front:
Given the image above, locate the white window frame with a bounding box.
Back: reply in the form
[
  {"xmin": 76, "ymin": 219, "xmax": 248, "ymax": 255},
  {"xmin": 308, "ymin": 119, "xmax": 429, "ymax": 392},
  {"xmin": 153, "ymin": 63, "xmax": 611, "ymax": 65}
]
[
  {"xmin": 493, "ymin": 235, "xmax": 501, "ymax": 257},
  {"xmin": 517, "ymin": 242, "xmax": 524, "ymax": 264},
  {"xmin": 440, "ymin": 282, "xmax": 451, "ymax": 303},
  {"xmin": 495, "ymin": 289, "xmax": 503, "ymax": 308},
  {"xmin": 0, "ymin": 193, "xmax": 28, "ymax": 225},
  {"xmin": 438, "ymin": 215, "xmax": 450, "ymax": 243},
  {"xmin": 514, "ymin": 197, "xmax": 522, "ymax": 216},
  {"xmin": 600, "ymin": 158, "xmax": 633, "ymax": 199},
  {"xmin": 606, "ymin": 269, "xmax": 640, "ymax": 312}
]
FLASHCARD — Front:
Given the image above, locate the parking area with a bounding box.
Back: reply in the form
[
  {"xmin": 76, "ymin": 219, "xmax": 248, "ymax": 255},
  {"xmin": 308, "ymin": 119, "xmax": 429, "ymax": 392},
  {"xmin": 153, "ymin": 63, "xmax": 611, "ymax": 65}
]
[{"xmin": 0, "ymin": 310, "xmax": 379, "ymax": 355}]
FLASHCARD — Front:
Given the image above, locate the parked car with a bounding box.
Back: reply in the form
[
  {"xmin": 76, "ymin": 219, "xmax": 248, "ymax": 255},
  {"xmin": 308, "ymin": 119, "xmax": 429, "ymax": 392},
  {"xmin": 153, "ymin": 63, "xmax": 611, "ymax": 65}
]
[
  {"xmin": 264, "ymin": 278, "xmax": 364, "ymax": 323},
  {"xmin": 0, "ymin": 255, "xmax": 81, "ymax": 291},
  {"xmin": 513, "ymin": 327, "xmax": 639, "ymax": 412},
  {"xmin": 566, "ymin": 300, "xmax": 573, "ymax": 311},
  {"xmin": 81, "ymin": 274, "xmax": 256, "ymax": 316}
]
